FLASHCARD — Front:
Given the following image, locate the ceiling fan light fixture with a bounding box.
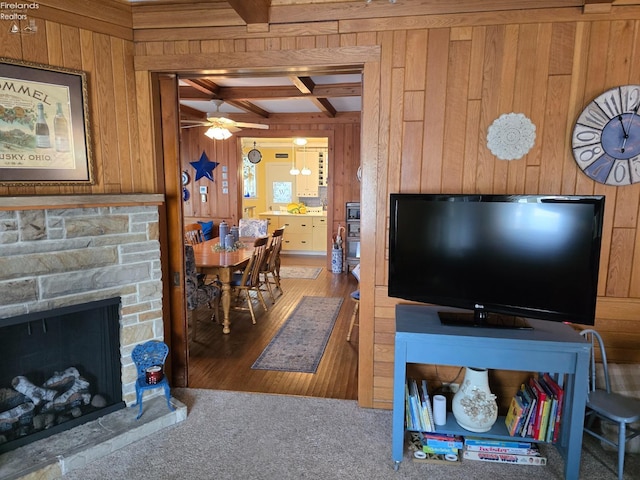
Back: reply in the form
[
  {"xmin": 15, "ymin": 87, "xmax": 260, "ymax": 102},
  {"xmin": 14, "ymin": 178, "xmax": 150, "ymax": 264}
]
[{"xmin": 205, "ymin": 126, "xmax": 232, "ymax": 140}]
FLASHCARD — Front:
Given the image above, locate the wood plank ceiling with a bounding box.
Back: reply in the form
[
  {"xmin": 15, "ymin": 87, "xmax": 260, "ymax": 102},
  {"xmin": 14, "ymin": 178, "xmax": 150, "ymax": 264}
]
[{"xmin": 129, "ymin": 0, "xmax": 624, "ymax": 122}]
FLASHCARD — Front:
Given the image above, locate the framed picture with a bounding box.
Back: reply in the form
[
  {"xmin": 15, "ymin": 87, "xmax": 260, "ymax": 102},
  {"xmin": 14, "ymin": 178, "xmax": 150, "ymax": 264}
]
[{"xmin": 0, "ymin": 57, "xmax": 94, "ymax": 185}]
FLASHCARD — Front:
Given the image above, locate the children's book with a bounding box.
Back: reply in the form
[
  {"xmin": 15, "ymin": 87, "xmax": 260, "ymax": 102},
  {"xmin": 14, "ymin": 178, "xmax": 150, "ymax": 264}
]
[
  {"xmin": 463, "ymin": 448, "xmax": 547, "ymax": 465},
  {"xmin": 528, "ymin": 377, "xmax": 548, "ymax": 440},
  {"xmin": 542, "ymin": 373, "xmax": 565, "ymax": 444},
  {"xmin": 504, "ymin": 393, "xmax": 526, "ymax": 436},
  {"xmin": 464, "ymin": 437, "xmax": 533, "ymax": 449},
  {"xmin": 422, "ymin": 432, "xmax": 464, "ymax": 449}
]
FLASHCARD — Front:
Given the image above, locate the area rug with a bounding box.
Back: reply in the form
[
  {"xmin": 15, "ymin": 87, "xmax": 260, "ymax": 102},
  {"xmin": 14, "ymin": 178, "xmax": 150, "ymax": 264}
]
[
  {"xmin": 251, "ymin": 296, "xmax": 343, "ymax": 373},
  {"xmin": 278, "ymin": 266, "xmax": 322, "ymax": 279}
]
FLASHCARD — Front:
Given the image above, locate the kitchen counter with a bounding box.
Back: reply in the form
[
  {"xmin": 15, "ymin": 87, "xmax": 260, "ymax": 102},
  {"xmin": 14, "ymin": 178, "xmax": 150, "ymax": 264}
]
[{"xmin": 259, "ymin": 210, "xmax": 327, "ymax": 217}]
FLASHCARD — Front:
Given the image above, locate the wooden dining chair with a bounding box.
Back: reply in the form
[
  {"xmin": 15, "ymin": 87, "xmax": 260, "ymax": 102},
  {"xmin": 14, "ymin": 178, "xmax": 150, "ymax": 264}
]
[
  {"xmin": 184, "ymin": 223, "xmax": 205, "ymax": 245},
  {"xmin": 260, "ymin": 226, "xmax": 285, "ymax": 303},
  {"xmin": 230, "ymin": 236, "xmax": 269, "ymax": 324},
  {"xmin": 185, "ymin": 244, "xmax": 221, "ymax": 341}
]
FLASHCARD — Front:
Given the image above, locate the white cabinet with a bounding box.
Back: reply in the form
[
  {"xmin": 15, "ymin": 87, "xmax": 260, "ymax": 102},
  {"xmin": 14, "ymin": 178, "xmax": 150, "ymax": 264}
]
[
  {"xmin": 295, "ymin": 151, "xmax": 319, "ymax": 197},
  {"xmin": 258, "ymin": 213, "xmax": 327, "ymax": 253}
]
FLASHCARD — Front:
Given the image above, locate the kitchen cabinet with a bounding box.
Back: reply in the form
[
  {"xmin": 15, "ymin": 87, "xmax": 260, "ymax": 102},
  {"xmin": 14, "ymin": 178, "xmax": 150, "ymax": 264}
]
[
  {"xmin": 258, "ymin": 212, "xmax": 327, "ymax": 253},
  {"xmin": 312, "ymin": 216, "xmax": 327, "ymax": 251},
  {"xmin": 279, "ymin": 215, "xmax": 313, "ymax": 251},
  {"xmin": 295, "ymin": 151, "xmax": 319, "ymax": 197}
]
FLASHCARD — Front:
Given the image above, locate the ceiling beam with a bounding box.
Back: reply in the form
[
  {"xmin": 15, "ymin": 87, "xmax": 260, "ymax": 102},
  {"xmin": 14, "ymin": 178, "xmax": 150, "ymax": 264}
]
[
  {"xmin": 224, "ymin": 99, "xmax": 270, "ymax": 117},
  {"xmin": 290, "ymin": 76, "xmax": 315, "ymax": 95},
  {"xmin": 181, "ymin": 78, "xmax": 219, "ymax": 96},
  {"xmin": 179, "ymin": 104, "xmax": 207, "ymax": 121},
  {"xmin": 310, "ymin": 97, "xmax": 337, "ymax": 118},
  {"xmin": 183, "ymin": 83, "xmax": 362, "ymax": 100},
  {"xmin": 227, "ymin": 0, "xmax": 271, "ymax": 24},
  {"xmin": 289, "ymin": 75, "xmax": 337, "ymax": 117}
]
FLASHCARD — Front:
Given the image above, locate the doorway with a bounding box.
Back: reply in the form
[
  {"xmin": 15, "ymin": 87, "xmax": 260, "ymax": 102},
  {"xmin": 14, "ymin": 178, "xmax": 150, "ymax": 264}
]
[{"xmin": 157, "ymin": 57, "xmax": 375, "ymax": 403}]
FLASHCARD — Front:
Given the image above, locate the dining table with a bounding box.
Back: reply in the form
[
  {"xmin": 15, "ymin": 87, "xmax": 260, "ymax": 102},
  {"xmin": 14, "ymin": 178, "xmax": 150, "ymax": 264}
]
[{"xmin": 191, "ymin": 236, "xmax": 257, "ymax": 334}]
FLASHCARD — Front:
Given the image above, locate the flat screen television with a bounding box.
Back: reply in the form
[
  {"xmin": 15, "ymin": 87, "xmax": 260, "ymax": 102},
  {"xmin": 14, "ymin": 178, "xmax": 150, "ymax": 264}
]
[{"xmin": 388, "ymin": 194, "xmax": 605, "ymax": 328}]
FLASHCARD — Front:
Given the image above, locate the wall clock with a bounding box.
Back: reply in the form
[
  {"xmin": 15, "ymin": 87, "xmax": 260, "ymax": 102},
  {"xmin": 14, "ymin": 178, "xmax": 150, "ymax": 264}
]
[
  {"xmin": 247, "ymin": 142, "xmax": 262, "ymax": 164},
  {"xmin": 572, "ymin": 85, "xmax": 640, "ymax": 185}
]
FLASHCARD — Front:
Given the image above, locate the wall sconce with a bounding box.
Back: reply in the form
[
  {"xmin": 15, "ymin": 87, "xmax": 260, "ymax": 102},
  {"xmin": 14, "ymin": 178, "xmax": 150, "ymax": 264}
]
[{"xmin": 205, "ymin": 126, "xmax": 232, "ymax": 140}]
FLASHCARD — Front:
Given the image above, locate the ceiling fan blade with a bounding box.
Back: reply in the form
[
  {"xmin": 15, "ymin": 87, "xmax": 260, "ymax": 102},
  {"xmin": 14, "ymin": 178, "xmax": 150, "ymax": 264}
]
[
  {"xmin": 233, "ymin": 122, "xmax": 270, "ymax": 130},
  {"xmin": 180, "ymin": 124, "xmax": 209, "ymax": 129},
  {"xmin": 181, "ymin": 119, "xmax": 209, "ymax": 124}
]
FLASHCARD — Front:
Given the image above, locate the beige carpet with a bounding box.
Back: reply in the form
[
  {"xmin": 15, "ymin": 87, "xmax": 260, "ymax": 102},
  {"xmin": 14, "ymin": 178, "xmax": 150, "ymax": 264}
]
[
  {"xmin": 278, "ymin": 266, "xmax": 322, "ymax": 279},
  {"xmin": 59, "ymin": 388, "xmax": 639, "ymax": 480}
]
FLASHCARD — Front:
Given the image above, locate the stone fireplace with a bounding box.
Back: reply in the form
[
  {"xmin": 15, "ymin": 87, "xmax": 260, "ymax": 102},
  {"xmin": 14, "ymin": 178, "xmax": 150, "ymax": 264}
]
[{"xmin": 0, "ymin": 194, "xmax": 168, "ymax": 459}]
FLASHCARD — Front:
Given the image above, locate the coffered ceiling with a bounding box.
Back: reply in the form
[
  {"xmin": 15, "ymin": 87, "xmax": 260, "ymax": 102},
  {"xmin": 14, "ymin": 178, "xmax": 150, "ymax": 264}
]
[{"xmin": 178, "ymin": 72, "xmax": 363, "ymax": 122}]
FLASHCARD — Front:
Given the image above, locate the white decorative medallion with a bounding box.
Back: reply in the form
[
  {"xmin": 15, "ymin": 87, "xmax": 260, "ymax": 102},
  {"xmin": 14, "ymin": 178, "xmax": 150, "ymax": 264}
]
[{"xmin": 486, "ymin": 113, "xmax": 536, "ymax": 160}]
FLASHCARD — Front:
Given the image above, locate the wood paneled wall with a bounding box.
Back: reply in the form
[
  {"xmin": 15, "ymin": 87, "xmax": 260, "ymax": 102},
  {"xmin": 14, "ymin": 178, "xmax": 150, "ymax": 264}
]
[
  {"xmin": 133, "ymin": 7, "xmax": 640, "ymax": 409},
  {"xmin": 0, "ymin": 3, "xmax": 157, "ymax": 196},
  {"xmin": 4, "ymin": 1, "xmax": 640, "ymax": 410}
]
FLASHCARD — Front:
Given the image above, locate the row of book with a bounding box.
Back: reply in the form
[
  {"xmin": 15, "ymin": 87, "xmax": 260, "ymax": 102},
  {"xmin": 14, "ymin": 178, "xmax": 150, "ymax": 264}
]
[
  {"xmin": 409, "ymin": 433, "xmax": 548, "ymax": 466},
  {"xmin": 504, "ymin": 373, "xmax": 564, "ymax": 443},
  {"xmin": 462, "ymin": 436, "xmax": 547, "ymax": 465},
  {"xmin": 406, "ymin": 431, "xmax": 463, "ymax": 463},
  {"xmin": 405, "ymin": 377, "xmax": 435, "ymax": 432}
]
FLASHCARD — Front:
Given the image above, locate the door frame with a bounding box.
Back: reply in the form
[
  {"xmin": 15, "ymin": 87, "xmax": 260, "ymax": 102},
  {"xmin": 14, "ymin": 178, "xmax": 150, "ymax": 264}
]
[{"xmin": 150, "ymin": 46, "xmax": 380, "ymax": 406}]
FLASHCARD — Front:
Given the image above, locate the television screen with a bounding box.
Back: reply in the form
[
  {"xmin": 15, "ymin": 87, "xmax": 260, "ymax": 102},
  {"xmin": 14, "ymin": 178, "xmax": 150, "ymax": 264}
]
[{"xmin": 388, "ymin": 194, "xmax": 605, "ymax": 327}]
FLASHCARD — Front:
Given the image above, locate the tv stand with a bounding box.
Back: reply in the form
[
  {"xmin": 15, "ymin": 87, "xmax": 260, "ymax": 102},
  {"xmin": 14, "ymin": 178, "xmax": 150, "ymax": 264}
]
[
  {"xmin": 438, "ymin": 310, "xmax": 533, "ymax": 329},
  {"xmin": 392, "ymin": 305, "xmax": 590, "ymax": 479}
]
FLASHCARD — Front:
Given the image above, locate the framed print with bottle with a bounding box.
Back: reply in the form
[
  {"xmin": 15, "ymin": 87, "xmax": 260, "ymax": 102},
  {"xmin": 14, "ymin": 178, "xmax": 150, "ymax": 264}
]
[{"xmin": 0, "ymin": 58, "xmax": 94, "ymax": 185}]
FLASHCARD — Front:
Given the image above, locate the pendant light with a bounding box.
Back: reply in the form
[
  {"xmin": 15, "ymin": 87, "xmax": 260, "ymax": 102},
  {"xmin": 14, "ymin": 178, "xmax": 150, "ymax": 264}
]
[
  {"xmin": 290, "ymin": 140, "xmax": 300, "ymax": 175},
  {"xmin": 294, "ymin": 137, "xmax": 312, "ymax": 176}
]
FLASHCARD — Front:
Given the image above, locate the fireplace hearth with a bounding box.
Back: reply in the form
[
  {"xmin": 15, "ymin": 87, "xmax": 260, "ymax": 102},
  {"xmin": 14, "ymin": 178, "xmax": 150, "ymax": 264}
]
[{"xmin": 0, "ymin": 297, "xmax": 125, "ymax": 454}]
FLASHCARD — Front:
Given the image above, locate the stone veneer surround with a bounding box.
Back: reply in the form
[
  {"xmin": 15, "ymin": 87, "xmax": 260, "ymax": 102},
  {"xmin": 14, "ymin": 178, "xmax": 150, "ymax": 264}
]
[{"xmin": 0, "ymin": 194, "xmax": 165, "ymax": 406}]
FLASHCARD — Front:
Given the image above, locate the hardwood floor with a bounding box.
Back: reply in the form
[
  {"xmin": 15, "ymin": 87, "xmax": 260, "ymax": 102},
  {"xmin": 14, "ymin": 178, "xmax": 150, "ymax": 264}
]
[{"xmin": 187, "ymin": 254, "xmax": 359, "ymax": 400}]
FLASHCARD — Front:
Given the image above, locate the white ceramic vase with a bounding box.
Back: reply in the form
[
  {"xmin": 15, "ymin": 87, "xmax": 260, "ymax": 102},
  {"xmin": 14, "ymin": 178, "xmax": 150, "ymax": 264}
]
[{"xmin": 451, "ymin": 367, "xmax": 498, "ymax": 433}]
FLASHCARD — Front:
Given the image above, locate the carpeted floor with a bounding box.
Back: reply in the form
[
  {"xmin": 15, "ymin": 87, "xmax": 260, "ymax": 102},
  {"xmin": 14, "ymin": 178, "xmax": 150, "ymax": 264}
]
[
  {"xmin": 252, "ymin": 296, "xmax": 343, "ymax": 372},
  {"xmin": 59, "ymin": 388, "xmax": 639, "ymax": 480},
  {"xmin": 278, "ymin": 266, "xmax": 322, "ymax": 279}
]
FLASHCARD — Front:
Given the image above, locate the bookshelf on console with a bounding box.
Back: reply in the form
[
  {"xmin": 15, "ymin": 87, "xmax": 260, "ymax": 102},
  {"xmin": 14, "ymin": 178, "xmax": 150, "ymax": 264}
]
[{"xmin": 392, "ymin": 304, "xmax": 590, "ymax": 478}]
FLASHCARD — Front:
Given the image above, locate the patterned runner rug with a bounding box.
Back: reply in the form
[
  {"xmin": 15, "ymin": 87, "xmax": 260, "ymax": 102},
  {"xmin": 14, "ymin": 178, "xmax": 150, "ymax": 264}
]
[
  {"xmin": 251, "ymin": 296, "xmax": 343, "ymax": 373},
  {"xmin": 278, "ymin": 266, "xmax": 322, "ymax": 279}
]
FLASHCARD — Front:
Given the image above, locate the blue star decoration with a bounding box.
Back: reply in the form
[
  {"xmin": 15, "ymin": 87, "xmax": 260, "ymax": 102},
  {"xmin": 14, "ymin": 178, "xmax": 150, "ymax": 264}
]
[{"xmin": 190, "ymin": 151, "xmax": 219, "ymax": 181}]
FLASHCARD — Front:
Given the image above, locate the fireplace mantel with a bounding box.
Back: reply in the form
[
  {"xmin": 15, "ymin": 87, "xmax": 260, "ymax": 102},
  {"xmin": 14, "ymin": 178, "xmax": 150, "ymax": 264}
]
[{"xmin": 0, "ymin": 193, "xmax": 164, "ymax": 211}]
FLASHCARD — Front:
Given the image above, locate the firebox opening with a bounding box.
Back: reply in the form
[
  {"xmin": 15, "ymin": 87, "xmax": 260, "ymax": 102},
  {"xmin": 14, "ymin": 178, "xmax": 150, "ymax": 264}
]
[{"xmin": 0, "ymin": 297, "xmax": 125, "ymax": 454}]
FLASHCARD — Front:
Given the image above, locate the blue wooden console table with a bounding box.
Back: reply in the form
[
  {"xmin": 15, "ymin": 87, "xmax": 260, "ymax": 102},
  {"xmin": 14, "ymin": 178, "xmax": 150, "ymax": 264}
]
[{"xmin": 392, "ymin": 304, "xmax": 590, "ymax": 479}]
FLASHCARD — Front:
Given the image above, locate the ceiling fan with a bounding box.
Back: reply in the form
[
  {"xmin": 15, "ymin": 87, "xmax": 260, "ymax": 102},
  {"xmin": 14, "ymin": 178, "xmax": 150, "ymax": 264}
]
[{"xmin": 181, "ymin": 99, "xmax": 269, "ymax": 139}]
